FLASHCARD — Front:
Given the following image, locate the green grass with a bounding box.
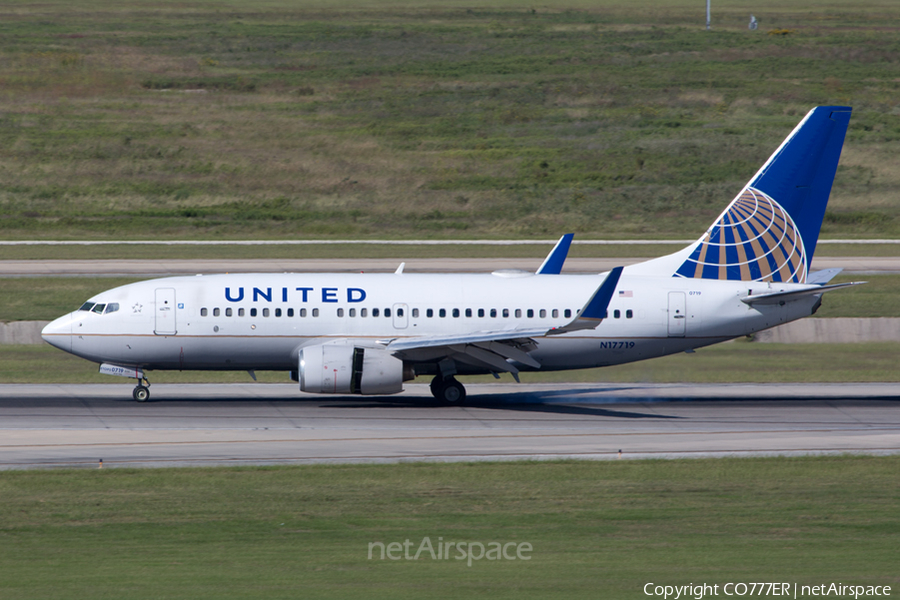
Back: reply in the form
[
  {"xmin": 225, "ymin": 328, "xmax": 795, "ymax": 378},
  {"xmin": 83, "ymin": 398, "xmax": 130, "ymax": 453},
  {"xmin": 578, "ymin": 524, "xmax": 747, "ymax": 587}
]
[
  {"xmin": 4, "ymin": 342, "xmax": 900, "ymax": 384},
  {"xmin": 0, "ymin": 457, "xmax": 897, "ymax": 599},
  {"xmin": 1, "ymin": 1, "xmax": 900, "ymax": 239}
]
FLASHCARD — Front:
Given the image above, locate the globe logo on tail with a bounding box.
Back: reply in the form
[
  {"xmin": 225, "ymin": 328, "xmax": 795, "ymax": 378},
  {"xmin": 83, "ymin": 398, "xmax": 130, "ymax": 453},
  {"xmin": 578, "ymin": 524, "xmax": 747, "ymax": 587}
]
[{"xmin": 674, "ymin": 187, "xmax": 807, "ymax": 283}]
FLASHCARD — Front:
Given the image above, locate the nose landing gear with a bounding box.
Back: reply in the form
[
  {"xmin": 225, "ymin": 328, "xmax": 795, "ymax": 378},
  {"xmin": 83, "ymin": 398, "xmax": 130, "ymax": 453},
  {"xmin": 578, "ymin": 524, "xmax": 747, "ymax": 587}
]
[{"xmin": 133, "ymin": 377, "xmax": 151, "ymax": 402}]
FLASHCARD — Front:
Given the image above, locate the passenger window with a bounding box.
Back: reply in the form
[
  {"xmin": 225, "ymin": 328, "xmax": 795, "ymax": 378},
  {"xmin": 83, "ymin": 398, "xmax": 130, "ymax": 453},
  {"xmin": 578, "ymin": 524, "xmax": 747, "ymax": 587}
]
[
  {"xmin": 626, "ymin": 309, "xmax": 633, "ymax": 319},
  {"xmin": 552, "ymin": 309, "xmax": 558, "ymax": 318},
  {"xmin": 337, "ymin": 308, "xmax": 344, "ymax": 317},
  {"xmin": 226, "ymin": 308, "xmax": 233, "ymax": 317},
  {"xmin": 312, "ymin": 308, "xmax": 319, "ymax": 317},
  {"xmin": 79, "ymin": 302, "xmax": 95, "ymax": 312},
  {"xmin": 201, "ymin": 308, "xmax": 208, "ymax": 317},
  {"xmin": 105, "ymin": 303, "xmax": 119, "ymax": 314},
  {"xmin": 527, "ymin": 309, "xmax": 534, "ymax": 318},
  {"xmin": 250, "ymin": 308, "xmax": 257, "ymax": 317},
  {"xmin": 92, "ymin": 304, "xmax": 106, "ymax": 314},
  {"xmin": 361, "ymin": 308, "xmax": 367, "ymax": 317},
  {"xmin": 300, "ymin": 308, "xmax": 307, "ymax": 317},
  {"xmin": 373, "ymin": 308, "xmax": 380, "ymax": 317},
  {"xmin": 478, "ymin": 309, "xmax": 485, "ymax": 318},
  {"xmin": 427, "ymin": 309, "xmax": 433, "ymax": 318},
  {"xmin": 614, "ymin": 310, "xmax": 621, "ymax": 319},
  {"xmin": 439, "ymin": 309, "xmax": 446, "ymax": 318},
  {"xmin": 490, "ymin": 309, "xmax": 497, "ymax": 318},
  {"xmin": 515, "ymin": 309, "xmax": 522, "ymax": 318},
  {"xmin": 385, "ymin": 308, "xmax": 391, "ymax": 318},
  {"xmin": 239, "ymin": 308, "xmax": 245, "ymax": 317},
  {"xmin": 502, "ymin": 309, "xmax": 509, "ymax": 318},
  {"xmin": 275, "ymin": 308, "xmax": 282, "ymax": 317},
  {"xmin": 349, "ymin": 308, "xmax": 356, "ymax": 317},
  {"xmin": 539, "ymin": 309, "xmax": 546, "ymax": 318},
  {"xmin": 564, "ymin": 309, "xmax": 572, "ymax": 318},
  {"xmin": 397, "ymin": 308, "xmax": 404, "ymax": 317},
  {"xmin": 213, "ymin": 308, "xmax": 220, "ymax": 317},
  {"xmin": 287, "ymin": 308, "xmax": 294, "ymax": 317},
  {"xmin": 465, "ymin": 308, "xmax": 472, "ymax": 318},
  {"xmin": 263, "ymin": 308, "xmax": 270, "ymax": 317},
  {"xmin": 452, "ymin": 308, "xmax": 460, "ymax": 318},
  {"xmin": 412, "ymin": 308, "xmax": 419, "ymax": 318}
]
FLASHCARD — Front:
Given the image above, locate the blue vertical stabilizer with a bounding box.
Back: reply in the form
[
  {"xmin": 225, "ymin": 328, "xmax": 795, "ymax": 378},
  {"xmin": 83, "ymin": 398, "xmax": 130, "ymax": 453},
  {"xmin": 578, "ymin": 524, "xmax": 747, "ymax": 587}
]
[{"xmin": 672, "ymin": 106, "xmax": 851, "ymax": 283}]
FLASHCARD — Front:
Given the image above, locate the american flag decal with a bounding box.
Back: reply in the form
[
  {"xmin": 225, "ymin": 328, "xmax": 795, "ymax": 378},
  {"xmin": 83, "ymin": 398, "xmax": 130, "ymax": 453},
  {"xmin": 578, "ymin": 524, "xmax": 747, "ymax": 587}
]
[{"xmin": 618, "ymin": 290, "xmax": 633, "ymax": 297}]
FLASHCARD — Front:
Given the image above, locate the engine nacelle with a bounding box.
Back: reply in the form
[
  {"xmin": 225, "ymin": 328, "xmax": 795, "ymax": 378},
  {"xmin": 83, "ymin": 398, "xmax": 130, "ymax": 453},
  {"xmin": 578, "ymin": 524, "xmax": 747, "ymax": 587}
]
[{"xmin": 298, "ymin": 343, "xmax": 404, "ymax": 395}]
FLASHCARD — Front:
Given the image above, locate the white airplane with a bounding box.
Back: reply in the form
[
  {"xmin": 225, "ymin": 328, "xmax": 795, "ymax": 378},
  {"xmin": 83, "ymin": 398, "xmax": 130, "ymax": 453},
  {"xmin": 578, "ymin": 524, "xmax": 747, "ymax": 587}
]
[{"xmin": 43, "ymin": 106, "xmax": 861, "ymax": 403}]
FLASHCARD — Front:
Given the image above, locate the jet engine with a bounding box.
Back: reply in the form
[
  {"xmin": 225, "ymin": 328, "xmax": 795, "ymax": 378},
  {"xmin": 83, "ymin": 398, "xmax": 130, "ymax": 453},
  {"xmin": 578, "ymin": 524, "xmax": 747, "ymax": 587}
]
[{"xmin": 298, "ymin": 343, "xmax": 406, "ymax": 395}]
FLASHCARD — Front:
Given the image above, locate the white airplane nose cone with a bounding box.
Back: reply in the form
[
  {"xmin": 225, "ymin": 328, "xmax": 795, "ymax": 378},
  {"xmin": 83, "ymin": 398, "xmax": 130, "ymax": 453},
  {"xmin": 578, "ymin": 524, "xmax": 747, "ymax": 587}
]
[{"xmin": 42, "ymin": 315, "xmax": 72, "ymax": 353}]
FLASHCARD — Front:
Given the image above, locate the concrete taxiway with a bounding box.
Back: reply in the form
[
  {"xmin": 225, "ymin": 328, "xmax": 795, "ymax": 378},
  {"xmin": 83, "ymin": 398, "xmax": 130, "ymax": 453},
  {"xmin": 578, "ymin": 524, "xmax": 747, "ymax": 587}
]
[{"xmin": 1, "ymin": 383, "xmax": 897, "ymax": 469}]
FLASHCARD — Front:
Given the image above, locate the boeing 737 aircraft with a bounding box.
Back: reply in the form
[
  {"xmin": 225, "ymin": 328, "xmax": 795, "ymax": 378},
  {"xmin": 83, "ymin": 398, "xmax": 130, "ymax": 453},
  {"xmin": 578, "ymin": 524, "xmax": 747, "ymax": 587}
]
[{"xmin": 43, "ymin": 106, "xmax": 861, "ymax": 403}]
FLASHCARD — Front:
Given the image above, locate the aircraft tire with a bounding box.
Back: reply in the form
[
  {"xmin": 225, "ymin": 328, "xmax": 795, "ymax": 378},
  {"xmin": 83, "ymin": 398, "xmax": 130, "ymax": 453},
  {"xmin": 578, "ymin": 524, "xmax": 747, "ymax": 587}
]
[
  {"xmin": 435, "ymin": 378, "xmax": 466, "ymax": 404},
  {"xmin": 429, "ymin": 376, "xmax": 442, "ymax": 398},
  {"xmin": 133, "ymin": 385, "xmax": 150, "ymax": 402}
]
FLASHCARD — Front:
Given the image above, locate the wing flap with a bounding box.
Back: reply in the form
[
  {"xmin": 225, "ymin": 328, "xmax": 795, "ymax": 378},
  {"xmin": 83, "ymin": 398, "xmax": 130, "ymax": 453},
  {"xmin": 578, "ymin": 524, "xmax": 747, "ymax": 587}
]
[{"xmin": 385, "ymin": 328, "xmax": 549, "ymax": 353}]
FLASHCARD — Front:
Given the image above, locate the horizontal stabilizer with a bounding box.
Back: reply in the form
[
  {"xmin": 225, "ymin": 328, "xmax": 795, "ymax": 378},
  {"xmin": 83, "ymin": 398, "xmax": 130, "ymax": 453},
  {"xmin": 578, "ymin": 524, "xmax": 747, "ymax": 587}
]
[
  {"xmin": 806, "ymin": 268, "xmax": 843, "ymax": 285},
  {"xmin": 536, "ymin": 233, "xmax": 574, "ymax": 275},
  {"xmin": 741, "ymin": 281, "xmax": 864, "ymax": 306}
]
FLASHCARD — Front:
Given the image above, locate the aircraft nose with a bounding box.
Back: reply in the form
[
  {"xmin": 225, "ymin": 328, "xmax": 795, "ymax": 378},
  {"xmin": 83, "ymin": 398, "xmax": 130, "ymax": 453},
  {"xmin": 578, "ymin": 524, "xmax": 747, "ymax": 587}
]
[{"xmin": 42, "ymin": 315, "xmax": 73, "ymax": 353}]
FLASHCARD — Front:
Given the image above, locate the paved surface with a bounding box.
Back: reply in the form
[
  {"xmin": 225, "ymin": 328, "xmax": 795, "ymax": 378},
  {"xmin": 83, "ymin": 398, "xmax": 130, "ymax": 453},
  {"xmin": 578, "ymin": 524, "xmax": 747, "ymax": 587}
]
[
  {"xmin": 1, "ymin": 383, "xmax": 897, "ymax": 469},
  {"xmin": 0, "ymin": 256, "xmax": 897, "ymax": 276}
]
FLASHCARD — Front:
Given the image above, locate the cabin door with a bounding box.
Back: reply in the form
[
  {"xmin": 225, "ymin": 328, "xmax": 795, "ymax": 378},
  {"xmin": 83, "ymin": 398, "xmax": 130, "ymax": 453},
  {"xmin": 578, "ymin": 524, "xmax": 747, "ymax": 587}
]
[
  {"xmin": 667, "ymin": 292, "xmax": 686, "ymax": 338},
  {"xmin": 154, "ymin": 288, "xmax": 177, "ymax": 336}
]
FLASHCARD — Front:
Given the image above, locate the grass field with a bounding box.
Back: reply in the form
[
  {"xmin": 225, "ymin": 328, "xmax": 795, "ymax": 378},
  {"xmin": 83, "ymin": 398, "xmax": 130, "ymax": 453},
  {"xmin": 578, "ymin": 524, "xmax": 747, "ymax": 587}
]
[
  {"xmin": 0, "ymin": 457, "xmax": 897, "ymax": 599},
  {"xmin": 2, "ymin": 0, "xmax": 900, "ymax": 240}
]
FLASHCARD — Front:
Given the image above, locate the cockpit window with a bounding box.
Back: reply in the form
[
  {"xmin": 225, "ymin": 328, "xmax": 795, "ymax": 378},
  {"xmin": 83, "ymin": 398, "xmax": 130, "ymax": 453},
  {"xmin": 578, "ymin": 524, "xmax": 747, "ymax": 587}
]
[
  {"xmin": 91, "ymin": 303, "xmax": 106, "ymax": 314},
  {"xmin": 104, "ymin": 303, "xmax": 119, "ymax": 314},
  {"xmin": 79, "ymin": 302, "xmax": 95, "ymax": 312}
]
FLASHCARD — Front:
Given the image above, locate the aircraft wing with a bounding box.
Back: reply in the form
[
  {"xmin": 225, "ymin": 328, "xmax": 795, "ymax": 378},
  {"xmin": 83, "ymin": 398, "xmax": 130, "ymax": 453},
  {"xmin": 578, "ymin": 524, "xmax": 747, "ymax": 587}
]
[
  {"xmin": 741, "ymin": 281, "xmax": 865, "ymax": 306},
  {"xmin": 383, "ymin": 267, "xmax": 623, "ymax": 375}
]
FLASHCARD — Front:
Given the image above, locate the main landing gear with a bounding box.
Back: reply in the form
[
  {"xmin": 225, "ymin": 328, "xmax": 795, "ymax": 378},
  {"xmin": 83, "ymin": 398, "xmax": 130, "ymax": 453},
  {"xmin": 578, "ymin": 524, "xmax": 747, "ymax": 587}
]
[
  {"xmin": 430, "ymin": 376, "xmax": 466, "ymax": 404},
  {"xmin": 133, "ymin": 378, "xmax": 151, "ymax": 402}
]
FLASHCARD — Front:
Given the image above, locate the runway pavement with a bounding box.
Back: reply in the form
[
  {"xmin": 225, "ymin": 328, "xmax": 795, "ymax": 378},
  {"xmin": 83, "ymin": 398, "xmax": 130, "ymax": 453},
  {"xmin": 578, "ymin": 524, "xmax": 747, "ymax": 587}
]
[
  {"xmin": 0, "ymin": 256, "xmax": 898, "ymax": 276},
  {"xmin": 1, "ymin": 383, "xmax": 898, "ymax": 469}
]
